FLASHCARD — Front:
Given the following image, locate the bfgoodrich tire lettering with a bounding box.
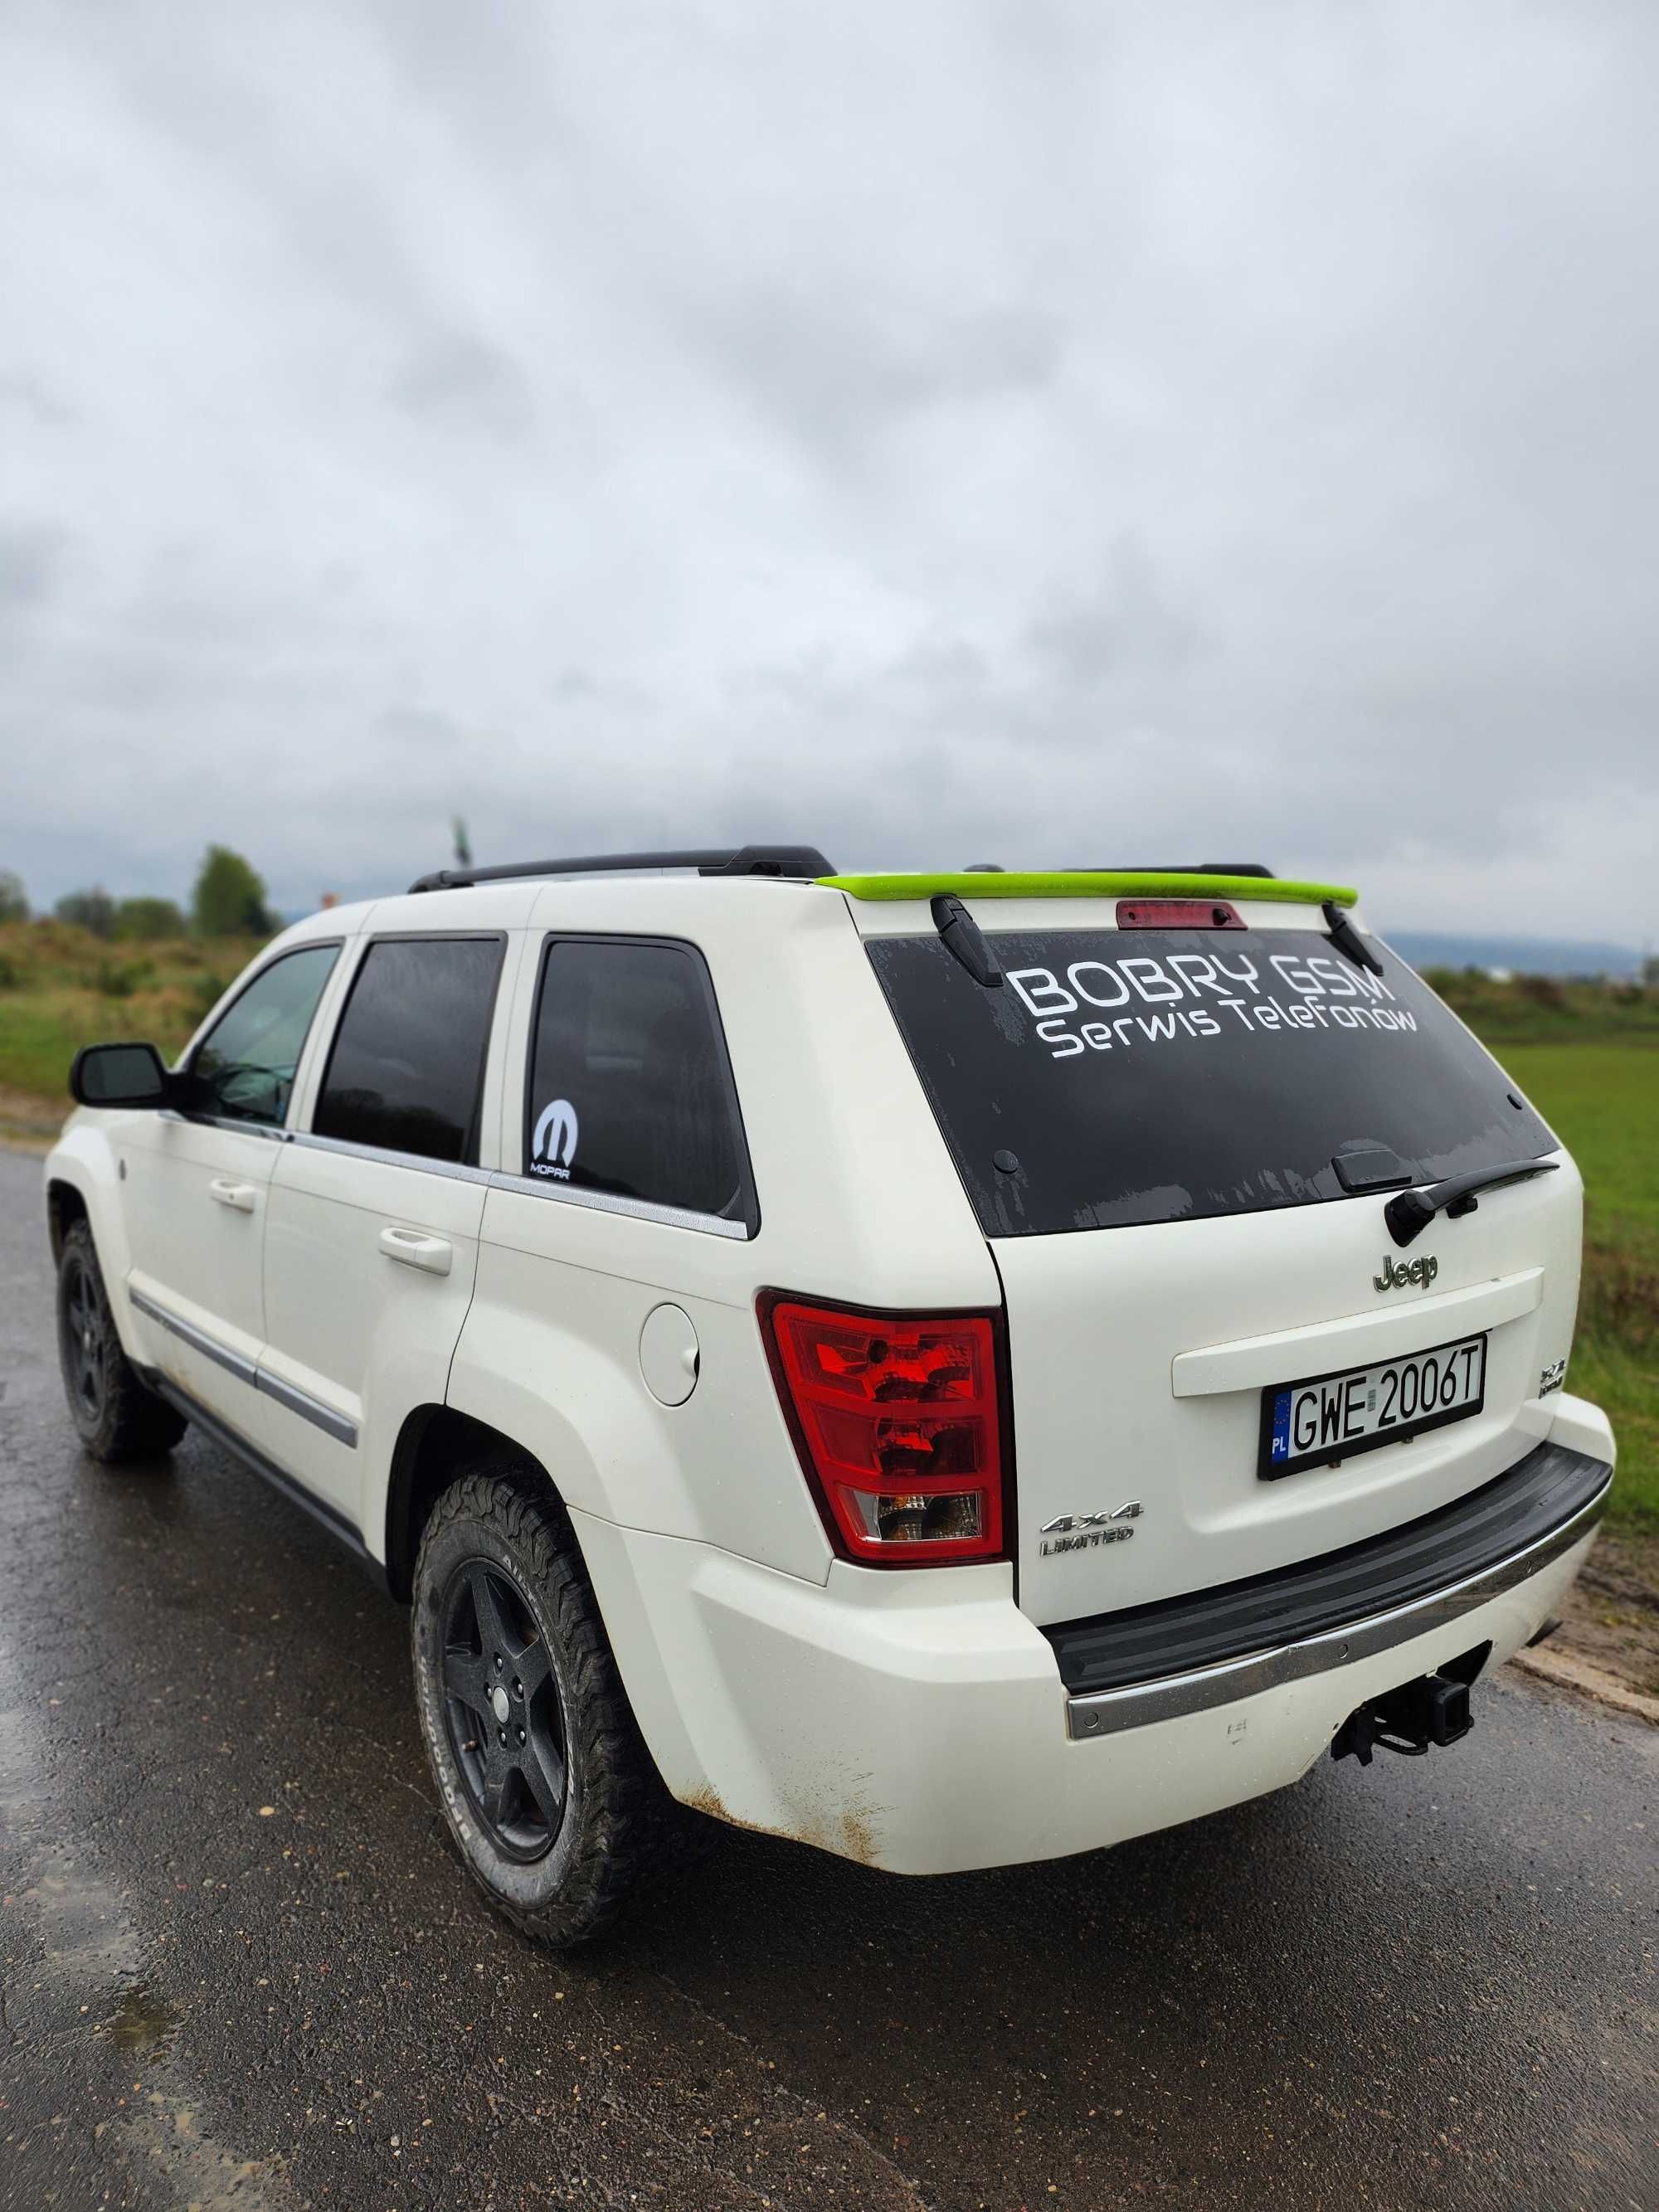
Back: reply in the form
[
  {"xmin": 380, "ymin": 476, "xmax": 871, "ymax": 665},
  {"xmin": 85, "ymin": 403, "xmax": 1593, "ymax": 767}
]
[{"xmin": 411, "ymin": 1461, "xmax": 659, "ymax": 1947}]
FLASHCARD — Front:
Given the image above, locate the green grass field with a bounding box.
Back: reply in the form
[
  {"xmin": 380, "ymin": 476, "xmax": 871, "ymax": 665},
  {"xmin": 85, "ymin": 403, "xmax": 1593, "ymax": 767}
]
[
  {"xmin": 2, "ymin": 921, "xmax": 1652, "ymax": 1522},
  {"xmin": 1495, "ymin": 1042, "xmax": 1657, "ymax": 1533},
  {"xmin": 0, "ymin": 921, "xmax": 251, "ymax": 1103}
]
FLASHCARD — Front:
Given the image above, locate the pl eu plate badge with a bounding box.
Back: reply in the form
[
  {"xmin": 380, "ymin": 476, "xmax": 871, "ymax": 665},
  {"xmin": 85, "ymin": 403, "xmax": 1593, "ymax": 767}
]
[{"xmin": 1269, "ymin": 1391, "xmax": 1293, "ymax": 1466}]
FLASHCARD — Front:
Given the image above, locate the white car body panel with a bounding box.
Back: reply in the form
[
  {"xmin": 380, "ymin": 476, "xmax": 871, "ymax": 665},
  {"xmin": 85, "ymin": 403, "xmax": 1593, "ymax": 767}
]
[
  {"xmin": 993, "ymin": 1162, "xmax": 1579, "ymax": 1625},
  {"xmin": 260, "ymin": 1139, "xmax": 489, "ymax": 1521},
  {"xmin": 570, "ymin": 1403, "xmax": 1608, "ymax": 1873},
  {"xmin": 120, "ymin": 1116, "xmax": 280, "ymax": 1409}
]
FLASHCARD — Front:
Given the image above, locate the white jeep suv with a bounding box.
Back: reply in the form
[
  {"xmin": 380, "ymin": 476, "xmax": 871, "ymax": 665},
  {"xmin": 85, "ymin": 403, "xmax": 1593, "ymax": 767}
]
[{"xmin": 45, "ymin": 849, "xmax": 1615, "ymax": 1944}]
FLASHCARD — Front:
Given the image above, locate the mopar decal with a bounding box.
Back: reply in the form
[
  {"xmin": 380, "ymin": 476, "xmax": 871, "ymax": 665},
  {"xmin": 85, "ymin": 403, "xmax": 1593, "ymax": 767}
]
[{"xmin": 530, "ymin": 1097, "xmax": 579, "ymax": 1180}]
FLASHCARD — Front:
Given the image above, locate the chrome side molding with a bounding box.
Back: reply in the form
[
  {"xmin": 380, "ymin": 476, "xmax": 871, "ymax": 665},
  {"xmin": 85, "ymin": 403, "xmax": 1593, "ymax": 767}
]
[
  {"xmin": 254, "ymin": 1364, "xmax": 359, "ymax": 1448},
  {"xmin": 127, "ymin": 1285, "xmax": 359, "ymax": 1450},
  {"xmin": 129, "ymin": 1285, "xmax": 258, "ymax": 1387}
]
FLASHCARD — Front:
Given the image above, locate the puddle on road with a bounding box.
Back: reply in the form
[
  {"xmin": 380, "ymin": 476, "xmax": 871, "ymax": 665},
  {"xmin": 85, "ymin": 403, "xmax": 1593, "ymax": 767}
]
[{"xmin": 109, "ymin": 1981, "xmax": 182, "ymax": 2053}]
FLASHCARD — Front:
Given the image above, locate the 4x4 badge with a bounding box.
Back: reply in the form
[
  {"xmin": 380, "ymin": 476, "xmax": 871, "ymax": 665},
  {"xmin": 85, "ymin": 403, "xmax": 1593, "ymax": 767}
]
[
  {"xmin": 1039, "ymin": 1502, "xmax": 1142, "ymax": 1558},
  {"xmin": 1374, "ymin": 1252, "xmax": 1438, "ymax": 1292}
]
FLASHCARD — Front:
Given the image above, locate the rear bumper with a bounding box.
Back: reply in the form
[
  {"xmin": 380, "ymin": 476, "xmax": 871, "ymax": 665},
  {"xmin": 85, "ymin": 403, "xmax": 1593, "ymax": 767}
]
[
  {"xmin": 1053, "ymin": 1432, "xmax": 1611, "ymax": 1738},
  {"xmin": 575, "ymin": 1398, "xmax": 1613, "ymax": 1876}
]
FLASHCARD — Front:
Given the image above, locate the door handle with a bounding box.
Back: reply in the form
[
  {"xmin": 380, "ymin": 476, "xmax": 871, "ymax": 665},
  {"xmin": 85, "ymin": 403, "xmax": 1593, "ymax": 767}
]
[
  {"xmin": 208, "ymin": 1178, "xmax": 258, "ymax": 1213},
  {"xmin": 378, "ymin": 1226, "xmax": 453, "ymax": 1277}
]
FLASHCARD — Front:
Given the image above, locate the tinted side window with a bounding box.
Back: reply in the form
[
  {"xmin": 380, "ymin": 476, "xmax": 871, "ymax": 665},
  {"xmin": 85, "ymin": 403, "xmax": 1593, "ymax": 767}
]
[
  {"xmin": 314, "ymin": 937, "xmax": 505, "ymax": 1164},
  {"xmin": 187, "ymin": 944, "xmax": 340, "ymax": 1127},
  {"xmin": 525, "ymin": 938, "xmax": 753, "ymax": 1227}
]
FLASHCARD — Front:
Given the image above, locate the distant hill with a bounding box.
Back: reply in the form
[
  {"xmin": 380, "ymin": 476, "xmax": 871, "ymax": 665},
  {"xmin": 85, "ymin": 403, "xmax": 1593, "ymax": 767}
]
[{"xmin": 1384, "ymin": 931, "xmax": 1643, "ymax": 980}]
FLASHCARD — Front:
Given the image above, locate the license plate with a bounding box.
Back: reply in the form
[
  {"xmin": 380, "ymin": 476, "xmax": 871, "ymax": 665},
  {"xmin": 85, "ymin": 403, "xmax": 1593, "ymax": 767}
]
[{"xmin": 1258, "ymin": 1332, "xmax": 1487, "ymax": 1481}]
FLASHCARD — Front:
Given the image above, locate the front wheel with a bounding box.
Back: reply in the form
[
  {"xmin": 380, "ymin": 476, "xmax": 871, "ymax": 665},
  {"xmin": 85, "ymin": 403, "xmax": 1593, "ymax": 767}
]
[
  {"xmin": 56, "ymin": 1221, "xmax": 188, "ymax": 1462},
  {"xmin": 411, "ymin": 1464, "xmax": 659, "ymax": 1947}
]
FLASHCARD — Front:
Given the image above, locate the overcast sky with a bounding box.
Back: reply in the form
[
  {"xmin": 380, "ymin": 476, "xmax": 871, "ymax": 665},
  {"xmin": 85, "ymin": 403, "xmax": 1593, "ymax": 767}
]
[{"xmin": 3, "ymin": 0, "xmax": 1656, "ymax": 942}]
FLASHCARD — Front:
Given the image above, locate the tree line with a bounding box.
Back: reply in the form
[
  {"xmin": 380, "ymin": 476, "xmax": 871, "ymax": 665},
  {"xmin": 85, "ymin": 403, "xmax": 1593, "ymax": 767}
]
[{"xmin": 0, "ymin": 847, "xmax": 277, "ymax": 941}]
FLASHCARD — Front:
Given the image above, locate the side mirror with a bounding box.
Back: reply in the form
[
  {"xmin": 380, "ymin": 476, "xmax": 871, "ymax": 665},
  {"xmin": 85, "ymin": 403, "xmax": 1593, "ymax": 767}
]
[{"xmin": 69, "ymin": 1042, "xmax": 177, "ymax": 1110}]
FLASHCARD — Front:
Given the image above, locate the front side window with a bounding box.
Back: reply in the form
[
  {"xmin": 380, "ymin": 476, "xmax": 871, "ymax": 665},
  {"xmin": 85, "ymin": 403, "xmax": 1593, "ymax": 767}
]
[
  {"xmin": 186, "ymin": 943, "xmax": 340, "ymax": 1127},
  {"xmin": 314, "ymin": 936, "xmax": 505, "ymax": 1164},
  {"xmin": 524, "ymin": 937, "xmax": 754, "ymax": 1228}
]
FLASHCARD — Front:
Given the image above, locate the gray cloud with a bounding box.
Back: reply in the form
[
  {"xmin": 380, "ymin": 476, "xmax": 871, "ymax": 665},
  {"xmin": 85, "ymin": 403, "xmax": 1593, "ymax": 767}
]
[
  {"xmin": 0, "ymin": 523, "xmax": 66, "ymax": 613},
  {"xmin": 0, "ymin": 0, "xmax": 1654, "ymax": 941},
  {"xmin": 388, "ymin": 334, "xmax": 538, "ymax": 443}
]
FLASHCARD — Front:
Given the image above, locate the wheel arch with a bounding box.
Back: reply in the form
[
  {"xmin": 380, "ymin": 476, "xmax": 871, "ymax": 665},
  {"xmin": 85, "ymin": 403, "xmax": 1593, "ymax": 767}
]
[
  {"xmin": 46, "ymin": 1174, "xmax": 90, "ymax": 1262},
  {"xmin": 383, "ymin": 1403, "xmax": 567, "ymax": 1604}
]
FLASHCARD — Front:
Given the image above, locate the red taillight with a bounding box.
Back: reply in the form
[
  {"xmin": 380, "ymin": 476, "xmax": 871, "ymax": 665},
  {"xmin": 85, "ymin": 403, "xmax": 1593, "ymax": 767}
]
[
  {"xmin": 760, "ymin": 1296, "xmax": 1009, "ymax": 1566},
  {"xmin": 1116, "ymin": 898, "xmax": 1243, "ymax": 929}
]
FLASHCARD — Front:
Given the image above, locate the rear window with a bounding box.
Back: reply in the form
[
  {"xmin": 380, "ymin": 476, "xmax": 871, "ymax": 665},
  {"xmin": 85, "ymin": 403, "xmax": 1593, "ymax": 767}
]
[
  {"xmin": 524, "ymin": 936, "xmax": 755, "ymax": 1229},
  {"xmin": 867, "ymin": 927, "xmax": 1555, "ymax": 1237}
]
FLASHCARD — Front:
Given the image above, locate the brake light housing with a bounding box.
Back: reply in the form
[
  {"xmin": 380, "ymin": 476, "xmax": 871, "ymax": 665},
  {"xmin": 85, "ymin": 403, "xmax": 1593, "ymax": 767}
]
[
  {"xmin": 1117, "ymin": 897, "xmax": 1243, "ymax": 929},
  {"xmin": 759, "ymin": 1294, "xmax": 1011, "ymax": 1566}
]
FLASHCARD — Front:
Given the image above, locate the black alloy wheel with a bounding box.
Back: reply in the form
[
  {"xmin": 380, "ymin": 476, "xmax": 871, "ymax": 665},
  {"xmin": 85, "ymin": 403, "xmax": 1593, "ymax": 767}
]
[
  {"xmin": 439, "ymin": 1557, "xmax": 570, "ymax": 1862},
  {"xmin": 59, "ymin": 1244, "xmax": 106, "ymax": 1430},
  {"xmin": 411, "ymin": 1463, "xmax": 664, "ymax": 1946},
  {"xmin": 53, "ymin": 1220, "xmax": 187, "ymax": 1462}
]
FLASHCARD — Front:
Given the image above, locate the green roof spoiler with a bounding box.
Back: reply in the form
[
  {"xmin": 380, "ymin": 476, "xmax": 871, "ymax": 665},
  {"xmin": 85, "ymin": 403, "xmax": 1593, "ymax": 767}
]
[{"xmin": 817, "ymin": 871, "xmax": 1358, "ymax": 907}]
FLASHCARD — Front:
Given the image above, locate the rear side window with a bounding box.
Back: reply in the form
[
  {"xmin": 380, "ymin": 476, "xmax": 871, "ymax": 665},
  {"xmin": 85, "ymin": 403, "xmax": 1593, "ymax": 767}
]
[
  {"xmin": 314, "ymin": 936, "xmax": 505, "ymax": 1164},
  {"xmin": 187, "ymin": 943, "xmax": 340, "ymax": 1126},
  {"xmin": 524, "ymin": 937, "xmax": 754, "ymax": 1228},
  {"xmin": 868, "ymin": 927, "xmax": 1556, "ymax": 1237}
]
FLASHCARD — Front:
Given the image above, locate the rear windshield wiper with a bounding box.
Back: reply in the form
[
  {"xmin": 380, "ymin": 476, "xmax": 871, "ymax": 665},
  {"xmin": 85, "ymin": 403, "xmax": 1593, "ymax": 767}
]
[
  {"xmin": 931, "ymin": 895, "xmax": 1004, "ymax": 988},
  {"xmin": 1322, "ymin": 898, "xmax": 1384, "ymax": 976},
  {"xmin": 1384, "ymin": 1159, "xmax": 1559, "ymax": 1248}
]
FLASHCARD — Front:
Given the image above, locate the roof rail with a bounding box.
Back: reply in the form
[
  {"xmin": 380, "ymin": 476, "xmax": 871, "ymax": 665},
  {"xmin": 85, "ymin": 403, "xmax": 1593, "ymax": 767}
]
[{"xmin": 407, "ymin": 844, "xmax": 835, "ymax": 895}]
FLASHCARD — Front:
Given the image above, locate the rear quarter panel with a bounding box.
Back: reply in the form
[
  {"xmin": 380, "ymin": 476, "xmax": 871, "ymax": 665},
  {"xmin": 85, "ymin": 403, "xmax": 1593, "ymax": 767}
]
[{"xmin": 448, "ymin": 879, "xmax": 1000, "ymax": 1575}]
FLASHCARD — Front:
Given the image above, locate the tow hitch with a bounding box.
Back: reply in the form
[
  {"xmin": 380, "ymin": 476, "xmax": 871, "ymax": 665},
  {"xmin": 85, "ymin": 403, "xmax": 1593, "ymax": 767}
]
[{"xmin": 1331, "ymin": 1670, "xmax": 1475, "ymax": 1766}]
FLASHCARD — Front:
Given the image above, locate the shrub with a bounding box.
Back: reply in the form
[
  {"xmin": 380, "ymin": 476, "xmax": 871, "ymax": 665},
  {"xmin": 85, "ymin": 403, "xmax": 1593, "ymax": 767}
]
[
  {"xmin": 55, "ymin": 887, "xmax": 117, "ymax": 938},
  {"xmin": 184, "ymin": 970, "xmax": 234, "ymax": 1022},
  {"xmin": 114, "ymin": 896, "xmax": 187, "ymax": 942},
  {"xmin": 1518, "ymin": 973, "xmax": 1567, "ymax": 1009},
  {"xmin": 91, "ymin": 960, "xmax": 148, "ymax": 1000}
]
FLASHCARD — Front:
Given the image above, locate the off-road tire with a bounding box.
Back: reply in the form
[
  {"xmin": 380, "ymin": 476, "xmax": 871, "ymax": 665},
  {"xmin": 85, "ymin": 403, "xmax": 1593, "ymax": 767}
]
[
  {"xmin": 411, "ymin": 1461, "xmax": 661, "ymax": 1947},
  {"xmin": 56, "ymin": 1220, "xmax": 188, "ymax": 1462}
]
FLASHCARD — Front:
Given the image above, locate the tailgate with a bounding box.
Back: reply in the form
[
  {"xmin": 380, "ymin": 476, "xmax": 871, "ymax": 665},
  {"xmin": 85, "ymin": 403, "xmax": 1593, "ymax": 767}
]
[
  {"xmin": 859, "ymin": 898, "xmax": 1579, "ymax": 1630},
  {"xmin": 995, "ymin": 1166, "xmax": 1578, "ymax": 1624}
]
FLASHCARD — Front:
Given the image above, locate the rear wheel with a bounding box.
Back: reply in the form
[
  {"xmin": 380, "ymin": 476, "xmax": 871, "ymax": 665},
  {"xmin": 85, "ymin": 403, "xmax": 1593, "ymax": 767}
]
[
  {"xmin": 411, "ymin": 1463, "xmax": 659, "ymax": 1947},
  {"xmin": 56, "ymin": 1221, "xmax": 188, "ymax": 1462}
]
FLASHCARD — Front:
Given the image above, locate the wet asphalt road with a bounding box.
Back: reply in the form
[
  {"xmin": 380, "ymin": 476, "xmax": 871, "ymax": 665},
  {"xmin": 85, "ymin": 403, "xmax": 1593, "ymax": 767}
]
[{"xmin": 0, "ymin": 1148, "xmax": 1654, "ymax": 2212}]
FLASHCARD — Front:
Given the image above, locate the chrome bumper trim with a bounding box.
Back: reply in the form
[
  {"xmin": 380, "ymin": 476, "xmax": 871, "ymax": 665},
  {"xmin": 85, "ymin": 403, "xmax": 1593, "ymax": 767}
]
[{"xmin": 1065, "ymin": 1475, "xmax": 1610, "ymax": 1740}]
